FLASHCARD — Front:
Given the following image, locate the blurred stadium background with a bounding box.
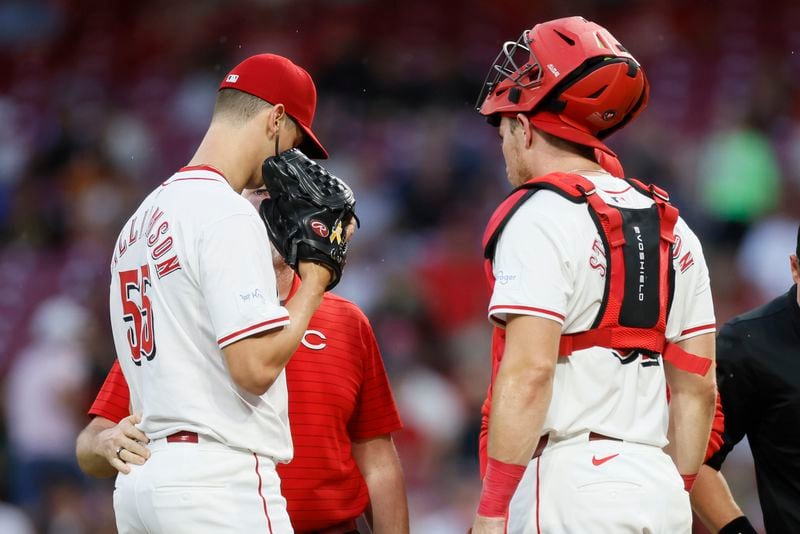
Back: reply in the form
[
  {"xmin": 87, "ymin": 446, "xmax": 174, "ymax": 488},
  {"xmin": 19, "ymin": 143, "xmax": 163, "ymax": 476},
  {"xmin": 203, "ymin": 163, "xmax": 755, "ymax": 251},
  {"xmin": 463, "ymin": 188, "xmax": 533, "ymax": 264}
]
[{"xmin": 0, "ymin": 0, "xmax": 798, "ymax": 532}]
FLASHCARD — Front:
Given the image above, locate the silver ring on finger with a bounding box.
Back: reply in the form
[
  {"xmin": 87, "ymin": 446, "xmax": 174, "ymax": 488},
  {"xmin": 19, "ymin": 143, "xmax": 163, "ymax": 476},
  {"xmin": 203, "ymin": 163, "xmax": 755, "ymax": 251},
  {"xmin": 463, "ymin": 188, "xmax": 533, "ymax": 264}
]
[{"xmin": 116, "ymin": 446, "xmax": 125, "ymax": 461}]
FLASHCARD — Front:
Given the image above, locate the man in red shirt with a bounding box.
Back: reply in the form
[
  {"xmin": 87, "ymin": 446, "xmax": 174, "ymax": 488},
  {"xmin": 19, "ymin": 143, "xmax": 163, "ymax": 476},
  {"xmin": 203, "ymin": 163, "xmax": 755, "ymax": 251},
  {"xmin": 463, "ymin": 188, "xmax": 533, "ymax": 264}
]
[{"xmin": 76, "ymin": 189, "xmax": 408, "ymax": 534}]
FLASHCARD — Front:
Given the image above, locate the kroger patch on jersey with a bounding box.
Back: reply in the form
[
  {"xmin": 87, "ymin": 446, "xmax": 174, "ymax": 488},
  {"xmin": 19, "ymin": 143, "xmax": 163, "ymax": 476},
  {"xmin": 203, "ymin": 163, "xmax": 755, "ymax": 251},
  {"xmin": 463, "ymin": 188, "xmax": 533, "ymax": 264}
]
[
  {"xmin": 235, "ymin": 286, "xmax": 272, "ymax": 317},
  {"xmin": 495, "ymin": 270, "xmax": 518, "ymax": 286}
]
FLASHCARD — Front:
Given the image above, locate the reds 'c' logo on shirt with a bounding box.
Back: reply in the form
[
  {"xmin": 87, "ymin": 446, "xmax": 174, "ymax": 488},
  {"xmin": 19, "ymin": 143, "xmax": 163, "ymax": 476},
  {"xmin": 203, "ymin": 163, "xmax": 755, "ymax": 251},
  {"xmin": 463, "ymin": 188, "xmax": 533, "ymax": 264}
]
[{"xmin": 301, "ymin": 329, "xmax": 326, "ymax": 350}]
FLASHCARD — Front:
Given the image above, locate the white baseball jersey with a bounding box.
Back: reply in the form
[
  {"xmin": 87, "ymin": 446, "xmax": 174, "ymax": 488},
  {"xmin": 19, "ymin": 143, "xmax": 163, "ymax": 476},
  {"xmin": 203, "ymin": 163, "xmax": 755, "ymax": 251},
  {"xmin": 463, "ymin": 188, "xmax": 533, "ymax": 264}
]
[
  {"xmin": 109, "ymin": 165, "xmax": 293, "ymax": 461},
  {"xmin": 489, "ymin": 170, "xmax": 715, "ymax": 447}
]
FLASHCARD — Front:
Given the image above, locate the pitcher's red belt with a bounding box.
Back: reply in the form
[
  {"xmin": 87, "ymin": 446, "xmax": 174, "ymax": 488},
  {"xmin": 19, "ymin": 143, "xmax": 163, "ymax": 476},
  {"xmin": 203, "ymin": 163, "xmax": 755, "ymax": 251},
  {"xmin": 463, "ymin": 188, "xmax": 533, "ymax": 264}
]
[{"xmin": 166, "ymin": 431, "xmax": 199, "ymax": 443}]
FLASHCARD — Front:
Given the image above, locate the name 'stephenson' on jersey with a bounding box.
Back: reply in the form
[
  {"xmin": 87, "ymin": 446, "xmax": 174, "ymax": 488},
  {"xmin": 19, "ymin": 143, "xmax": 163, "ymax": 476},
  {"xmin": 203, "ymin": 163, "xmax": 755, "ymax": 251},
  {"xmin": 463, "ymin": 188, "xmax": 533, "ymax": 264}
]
[
  {"xmin": 108, "ymin": 165, "xmax": 293, "ymax": 460},
  {"xmin": 487, "ymin": 171, "xmax": 715, "ymax": 448}
]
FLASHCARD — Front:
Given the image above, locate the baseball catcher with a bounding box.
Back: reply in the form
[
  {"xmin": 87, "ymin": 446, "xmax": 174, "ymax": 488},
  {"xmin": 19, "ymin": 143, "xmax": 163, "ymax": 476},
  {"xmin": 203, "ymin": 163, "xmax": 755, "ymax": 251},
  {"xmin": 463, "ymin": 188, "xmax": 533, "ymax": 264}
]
[{"xmin": 259, "ymin": 148, "xmax": 358, "ymax": 290}]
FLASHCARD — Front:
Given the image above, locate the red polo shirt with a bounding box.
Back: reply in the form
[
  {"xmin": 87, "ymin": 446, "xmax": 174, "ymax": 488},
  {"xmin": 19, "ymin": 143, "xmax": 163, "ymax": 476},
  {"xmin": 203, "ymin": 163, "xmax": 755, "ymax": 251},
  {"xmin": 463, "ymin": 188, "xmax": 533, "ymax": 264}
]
[{"xmin": 89, "ymin": 281, "xmax": 402, "ymax": 532}]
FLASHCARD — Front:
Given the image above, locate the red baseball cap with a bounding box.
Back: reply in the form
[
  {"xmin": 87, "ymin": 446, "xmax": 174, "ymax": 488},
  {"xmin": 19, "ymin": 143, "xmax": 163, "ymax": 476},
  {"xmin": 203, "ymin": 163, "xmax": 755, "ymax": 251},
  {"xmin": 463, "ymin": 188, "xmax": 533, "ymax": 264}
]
[{"xmin": 219, "ymin": 54, "xmax": 328, "ymax": 159}]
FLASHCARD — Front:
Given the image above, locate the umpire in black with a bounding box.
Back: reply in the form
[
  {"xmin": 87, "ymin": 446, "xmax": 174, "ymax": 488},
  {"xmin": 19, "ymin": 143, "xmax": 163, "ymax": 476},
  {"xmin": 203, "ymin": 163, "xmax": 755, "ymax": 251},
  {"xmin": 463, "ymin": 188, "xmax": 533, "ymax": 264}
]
[{"xmin": 691, "ymin": 224, "xmax": 800, "ymax": 533}]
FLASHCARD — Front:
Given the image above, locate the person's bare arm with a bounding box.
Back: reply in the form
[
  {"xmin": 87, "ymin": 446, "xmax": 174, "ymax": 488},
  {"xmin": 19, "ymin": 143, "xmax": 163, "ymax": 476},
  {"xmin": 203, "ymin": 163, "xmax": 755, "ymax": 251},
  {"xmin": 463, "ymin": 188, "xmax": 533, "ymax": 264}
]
[
  {"xmin": 223, "ymin": 263, "xmax": 329, "ymax": 395},
  {"xmin": 75, "ymin": 414, "xmax": 150, "ymax": 477},
  {"xmin": 472, "ymin": 314, "xmax": 561, "ymax": 533},
  {"xmin": 487, "ymin": 315, "xmax": 560, "ymax": 463},
  {"xmin": 664, "ymin": 333, "xmax": 716, "ymax": 480},
  {"xmin": 352, "ymin": 435, "xmax": 408, "ymax": 534},
  {"xmin": 691, "ymin": 464, "xmax": 748, "ymax": 532}
]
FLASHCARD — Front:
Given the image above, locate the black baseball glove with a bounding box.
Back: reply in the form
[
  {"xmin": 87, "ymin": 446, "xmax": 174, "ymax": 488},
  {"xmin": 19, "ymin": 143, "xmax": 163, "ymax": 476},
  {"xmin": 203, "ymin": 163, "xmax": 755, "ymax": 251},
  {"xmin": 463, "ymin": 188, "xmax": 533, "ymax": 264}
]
[{"xmin": 259, "ymin": 148, "xmax": 358, "ymax": 290}]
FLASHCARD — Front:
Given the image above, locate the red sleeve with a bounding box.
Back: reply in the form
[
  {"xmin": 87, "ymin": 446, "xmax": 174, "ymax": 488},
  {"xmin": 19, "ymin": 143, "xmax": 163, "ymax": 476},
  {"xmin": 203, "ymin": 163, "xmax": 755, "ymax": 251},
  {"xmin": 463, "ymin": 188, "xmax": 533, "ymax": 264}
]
[
  {"xmin": 348, "ymin": 315, "xmax": 402, "ymax": 441},
  {"xmin": 88, "ymin": 360, "xmax": 131, "ymax": 424},
  {"xmin": 704, "ymin": 390, "xmax": 725, "ymax": 463}
]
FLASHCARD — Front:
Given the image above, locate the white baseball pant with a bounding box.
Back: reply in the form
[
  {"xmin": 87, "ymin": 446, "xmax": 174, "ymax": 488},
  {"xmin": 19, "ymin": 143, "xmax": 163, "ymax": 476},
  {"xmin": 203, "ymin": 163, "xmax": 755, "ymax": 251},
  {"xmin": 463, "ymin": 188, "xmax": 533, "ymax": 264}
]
[
  {"xmin": 507, "ymin": 432, "xmax": 691, "ymax": 533},
  {"xmin": 113, "ymin": 432, "xmax": 292, "ymax": 533}
]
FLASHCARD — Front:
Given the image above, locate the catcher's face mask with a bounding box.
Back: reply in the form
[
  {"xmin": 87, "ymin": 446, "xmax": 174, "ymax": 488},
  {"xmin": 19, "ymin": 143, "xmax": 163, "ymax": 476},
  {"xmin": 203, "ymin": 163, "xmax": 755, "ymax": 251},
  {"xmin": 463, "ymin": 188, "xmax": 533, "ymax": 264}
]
[{"xmin": 475, "ymin": 30, "xmax": 543, "ymax": 117}]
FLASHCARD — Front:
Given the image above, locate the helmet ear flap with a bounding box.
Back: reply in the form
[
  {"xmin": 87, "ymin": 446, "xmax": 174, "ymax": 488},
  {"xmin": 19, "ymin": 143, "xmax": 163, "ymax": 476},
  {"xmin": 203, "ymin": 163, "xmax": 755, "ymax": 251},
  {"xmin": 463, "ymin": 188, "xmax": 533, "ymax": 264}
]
[{"xmin": 597, "ymin": 78, "xmax": 649, "ymax": 139}]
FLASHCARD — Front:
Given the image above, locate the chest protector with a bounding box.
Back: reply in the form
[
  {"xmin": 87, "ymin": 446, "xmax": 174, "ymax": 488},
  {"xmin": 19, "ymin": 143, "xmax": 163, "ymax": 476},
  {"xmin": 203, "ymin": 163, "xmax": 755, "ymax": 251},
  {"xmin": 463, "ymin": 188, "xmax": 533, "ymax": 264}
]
[{"xmin": 482, "ymin": 172, "xmax": 711, "ymax": 376}]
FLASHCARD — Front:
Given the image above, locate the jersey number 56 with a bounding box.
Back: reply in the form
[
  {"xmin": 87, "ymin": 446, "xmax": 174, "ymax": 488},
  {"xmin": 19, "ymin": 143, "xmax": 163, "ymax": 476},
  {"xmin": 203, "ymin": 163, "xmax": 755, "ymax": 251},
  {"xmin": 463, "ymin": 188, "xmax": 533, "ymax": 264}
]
[{"xmin": 119, "ymin": 265, "xmax": 156, "ymax": 365}]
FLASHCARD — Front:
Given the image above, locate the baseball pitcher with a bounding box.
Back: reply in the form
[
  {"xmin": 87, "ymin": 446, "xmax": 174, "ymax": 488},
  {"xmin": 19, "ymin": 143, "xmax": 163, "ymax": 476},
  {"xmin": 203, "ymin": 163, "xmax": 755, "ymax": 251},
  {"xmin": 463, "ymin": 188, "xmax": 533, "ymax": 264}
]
[{"xmin": 107, "ymin": 54, "xmax": 355, "ymax": 534}]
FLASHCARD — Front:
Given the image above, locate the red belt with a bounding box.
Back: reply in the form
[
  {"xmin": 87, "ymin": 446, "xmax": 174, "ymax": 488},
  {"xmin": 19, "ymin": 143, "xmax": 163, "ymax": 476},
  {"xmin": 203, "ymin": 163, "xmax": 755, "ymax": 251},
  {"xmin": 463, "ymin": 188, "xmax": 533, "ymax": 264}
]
[
  {"xmin": 166, "ymin": 431, "xmax": 199, "ymax": 443},
  {"xmin": 532, "ymin": 432, "xmax": 622, "ymax": 459},
  {"xmin": 308, "ymin": 519, "xmax": 359, "ymax": 534}
]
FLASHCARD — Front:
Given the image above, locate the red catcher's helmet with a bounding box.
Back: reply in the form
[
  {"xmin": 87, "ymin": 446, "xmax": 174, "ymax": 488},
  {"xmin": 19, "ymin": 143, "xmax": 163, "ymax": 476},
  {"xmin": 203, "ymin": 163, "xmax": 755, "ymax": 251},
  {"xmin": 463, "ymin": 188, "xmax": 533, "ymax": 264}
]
[{"xmin": 476, "ymin": 16, "xmax": 649, "ymax": 140}]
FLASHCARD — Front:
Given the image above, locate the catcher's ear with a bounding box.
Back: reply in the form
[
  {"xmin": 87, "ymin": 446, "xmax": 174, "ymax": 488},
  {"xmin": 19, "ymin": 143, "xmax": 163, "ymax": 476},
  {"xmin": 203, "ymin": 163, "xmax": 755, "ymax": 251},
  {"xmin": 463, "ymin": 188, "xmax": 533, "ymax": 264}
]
[{"xmin": 515, "ymin": 113, "xmax": 535, "ymax": 149}]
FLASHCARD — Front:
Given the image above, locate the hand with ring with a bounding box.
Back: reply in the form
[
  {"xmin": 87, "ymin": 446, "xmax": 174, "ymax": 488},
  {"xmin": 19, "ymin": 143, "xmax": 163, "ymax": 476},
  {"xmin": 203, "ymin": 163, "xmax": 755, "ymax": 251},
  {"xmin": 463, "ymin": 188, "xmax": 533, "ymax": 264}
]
[{"xmin": 98, "ymin": 414, "xmax": 151, "ymax": 474}]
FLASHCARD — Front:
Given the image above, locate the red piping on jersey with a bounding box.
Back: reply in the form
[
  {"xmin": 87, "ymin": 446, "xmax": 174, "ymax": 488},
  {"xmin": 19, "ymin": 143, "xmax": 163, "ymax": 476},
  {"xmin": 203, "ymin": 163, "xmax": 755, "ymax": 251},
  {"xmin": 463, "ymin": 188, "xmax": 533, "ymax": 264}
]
[
  {"xmin": 164, "ymin": 177, "xmax": 226, "ymax": 185},
  {"xmin": 253, "ymin": 453, "xmax": 274, "ymax": 534},
  {"xmin": 488, "ymin": 305, "xmax": 565, "ymax": 321},
  {"xmin": 178, "ymin": 164, "xmax": 227, "ymax": 177},
  {"xmin": 680, "ymin": 323, "xmax": 716, "ymax": 336},
  {"xmin": 218, "ymin": 316, "xmax": 290, "ymax": 345}
]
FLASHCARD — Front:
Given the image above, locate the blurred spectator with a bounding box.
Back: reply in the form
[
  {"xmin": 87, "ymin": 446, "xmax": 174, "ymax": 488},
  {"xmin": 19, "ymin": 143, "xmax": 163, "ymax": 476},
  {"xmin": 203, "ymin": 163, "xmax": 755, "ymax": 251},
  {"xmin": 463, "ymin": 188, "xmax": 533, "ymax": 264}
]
[
  {"xmin": 697, "ymin": 120, "xmax": 781, "ymax": 244},
  {"xmin": 4, "ymin": 296, "xmax": 91, "ymax": 525},
  {"xmin": 736, "ymin": 214, "xmax": 800, "ymax": 301}
]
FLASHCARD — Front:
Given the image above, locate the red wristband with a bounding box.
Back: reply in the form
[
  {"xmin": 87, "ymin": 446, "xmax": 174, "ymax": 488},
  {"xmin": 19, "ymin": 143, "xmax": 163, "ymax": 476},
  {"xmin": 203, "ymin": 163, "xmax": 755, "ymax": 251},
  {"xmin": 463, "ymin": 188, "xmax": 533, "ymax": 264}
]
[
  {"xmin": 681, "ymin": 474, "xmax": 697, "ymax": 492},
  {"xmin": 477, "ymin": 457, "xmax": 527, "ymax": 518}
]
